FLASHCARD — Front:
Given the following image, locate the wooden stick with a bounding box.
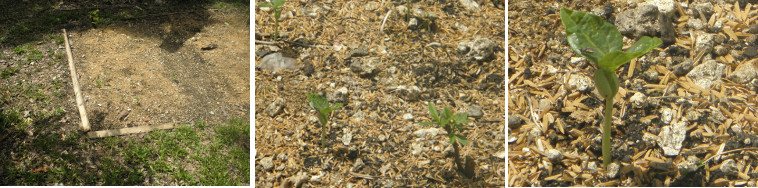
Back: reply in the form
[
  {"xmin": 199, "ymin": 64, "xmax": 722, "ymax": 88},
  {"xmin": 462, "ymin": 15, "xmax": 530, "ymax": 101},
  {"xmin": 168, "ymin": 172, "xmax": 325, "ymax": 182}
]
[
  {"xmin": 87, "ymin": 123, "xmax": 176, "ymax": 138},
  {"xmin": 62, "ymin": 29, "xmax": 91, "ymax": 132}
]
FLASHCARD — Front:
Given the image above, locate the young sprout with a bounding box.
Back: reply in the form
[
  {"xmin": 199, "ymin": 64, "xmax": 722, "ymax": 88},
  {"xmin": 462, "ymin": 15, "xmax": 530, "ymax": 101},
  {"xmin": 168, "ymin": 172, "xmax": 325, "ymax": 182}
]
[
  {"xmin": 306, "ymin": 92, "xmax": 342, "ymax": 148},
  {"xmin": 259, "ymin": 0, "xmax": 286, "ymax": 40},
  {"xmin": 421, "ymin": 102, "xmax": 472, "ymax": 177},
  {"xmin": 561, "ymin": 7, "xmax": 662, "ymax": 169}
]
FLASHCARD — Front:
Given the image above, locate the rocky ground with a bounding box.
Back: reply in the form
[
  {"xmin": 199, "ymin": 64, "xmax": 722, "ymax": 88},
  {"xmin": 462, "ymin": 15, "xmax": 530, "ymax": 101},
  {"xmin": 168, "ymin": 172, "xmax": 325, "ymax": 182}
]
[
  {"xmin": 254, "ymin": 0, "xmax": 505, "ymax": 187},
  {"xmin": 509, "ymin": 0, "xmax": 758, "ymax": 186}
]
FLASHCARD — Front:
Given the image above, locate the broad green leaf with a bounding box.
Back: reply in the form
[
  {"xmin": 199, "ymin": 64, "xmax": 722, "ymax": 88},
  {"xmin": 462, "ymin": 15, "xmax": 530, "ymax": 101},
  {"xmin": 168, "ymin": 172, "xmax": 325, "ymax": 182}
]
[
  {"xmin": 455, "ymin": 123, "xmax": 468, "ymax": 131},
  {"xmin": 452, "ymin": 113, "xmax": 470, "ymax": 125},
  {"xmin": 259, "ymin": 2, "xmax": 273, "ymax": 7},
  {"xmin": 272, "ymin": 0, "xmax": 286, "ymax": 7},
  {"xmin": 597, "ymin": 37, "xmax": 662, "ymax": 72},
  {"xmin": 306, "ymin": 93, "xmax": 328, "ymax": 110},
  {"xmin": 440, "ymin": 107, "xmax": 453, "ymax": 123},
  {"xmin": 326, "ymin": 102, "xmax": 343, "ymax": 113},
  {"xmin": 427, "ymin": 102, "xmax": 439, "ymax": 122},
  {"xmin": 594, "ymin": 68, "xmax": 618, "ymax": 99},
  {"xmin": 449, "ymin": 135, "xmax": 456, "ymax": 145},
  {"xmin": 420, "ymin": 122, "xmax": 437, "ymax": 126},
  {"xmin": 561, "ymin": 7, "xmax": 623, "ymax": 64},
  {"xmin": 455, "ymin": 134, "xmax": 470, "ymax": 146}
]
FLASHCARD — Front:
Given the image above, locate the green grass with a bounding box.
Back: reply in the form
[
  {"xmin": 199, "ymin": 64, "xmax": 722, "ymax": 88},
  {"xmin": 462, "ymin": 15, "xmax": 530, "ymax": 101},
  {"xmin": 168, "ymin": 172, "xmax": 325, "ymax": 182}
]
[{"xmin": 0, "ymin": 117, "xmax": 249, "ymax": 185}]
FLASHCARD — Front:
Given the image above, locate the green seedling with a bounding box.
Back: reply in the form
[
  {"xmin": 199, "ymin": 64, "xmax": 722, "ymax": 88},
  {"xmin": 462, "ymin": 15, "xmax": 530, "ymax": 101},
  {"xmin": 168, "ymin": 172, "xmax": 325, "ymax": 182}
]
[
  {"xmin": 421, "ymin": 102, "xmax": 472, "ymax": 177},
  {"xmin": 561, "ymin": 7, "xmax": 662, "ymax": 169},
  {"xmin": 259, "ymin": 0, "xmax": 285, "ymax": 40},
  {"xmin": 306, "ymin": 92, "xmax": 342, "ymax": 148}
]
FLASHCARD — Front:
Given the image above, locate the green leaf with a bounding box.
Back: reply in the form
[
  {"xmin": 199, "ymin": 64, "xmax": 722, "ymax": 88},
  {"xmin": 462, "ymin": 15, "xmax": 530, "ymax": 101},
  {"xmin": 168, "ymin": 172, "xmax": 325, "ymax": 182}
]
[
  {"xmin": 597, "ymin": 37, "xmax": 662, "ymax": 72},
  {"xmin": 455, "ymin": 123, "xmax": 468, "ymax": 131},
  {"xmin": 427, "ymin": 102, "xmax": 439, "ymax": 122},
  {"xmin": 420, "ymin": 122, "xmax": 437, "ymax": 126},
  {"xmin": 306, "ymin": 93, "xmax": 328, "ymax": 110},
  {"xmin": 440, "ymin": 107, "xmax": 453, "ymax": 126},
  {"xmin": 594, "ymin": 68, "xmax": 619, "ymax": 100},
  {"xmin": 327, "ymin": 102, "xmax": 343, "ymax": 113},
  {"xmin": 271, "ymin": 0, "xmax": 286, "ymax": 7},
  {"xmin": 561, "ymin": 7, "xmax": 623, "ymax": 64},
  {"xmin": 449, "ymin": 135, "xmax": 456, "ymax": 145},
  {"xmin": 455, "ymin": 134, "xmax": 470, "ymax": 146},
  {"xmin": 452, "ymin": 112, "xmax": 470, "ymax": 125},
  {"xmin": 259, "ymin": 2, "xmax": 273, "ymax": 7}
]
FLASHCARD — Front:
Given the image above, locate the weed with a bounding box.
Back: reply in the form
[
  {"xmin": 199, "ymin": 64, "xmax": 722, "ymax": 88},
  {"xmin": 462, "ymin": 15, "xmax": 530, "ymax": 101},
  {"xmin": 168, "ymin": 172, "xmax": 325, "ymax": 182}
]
[
  {"xmin": 561, "ymin": 7, "xmax": 661, "ymax": 168},
  {"xmin": 89, "ymin": 9, "xmax": 110, "ymax": 28},
  {"xmin": 259, "ymin": 0, "xmax": 285, "ymax": 40},
  {"xmin": 13, "ymin": 46, "xmax": 26, "ymax": 54},
  {"xmin": 421, "ymin": 102, "xmax": 472, "ymax": 177},
  {"xmin": 306, "ymin": 92, "xmax": 343, "ymax": 148},
  {"xmin": 2, "ymin": 66, "xmax": 20, "ymax": 78},
  {"xmin": 27, "ymin": 49, "xmax": 43, "ymax": 62},
  {"xmin": 95, "ymin": 76, "xmax": 103, "ymax": 88}
]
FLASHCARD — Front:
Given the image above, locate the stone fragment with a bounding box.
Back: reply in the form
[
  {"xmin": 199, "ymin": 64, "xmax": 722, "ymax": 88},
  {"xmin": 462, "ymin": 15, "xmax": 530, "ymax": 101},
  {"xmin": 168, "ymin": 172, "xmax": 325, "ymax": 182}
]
[
  {"xmin": 261, "ymin": 157, "xmax": 274, "ymax": 171},
  {"xmin": 413, "ymin": 128, "xmax": 439, "ymax": 138},
  {"xmin": 546, "ymin": 149, "xmax": 562, "ymax": 162},
  {"xmin": 719, "ymin": 159, "xmax": 739, "ymax": 176},
  {"xmin": 657, "ymin": 121, "xmax": 687, "ymax": 156},
  {"xmin": 265, "ymin": 98, "xmax": 286, "ymax": 117},
  {"xmin": 458, "ymin": 0, "xmax": 480, "ymax": 11},
  {"xmin": 606, "ymin": 162, "xmax": 620, "ymax": 179},
  {"xmin": 457, "ymin": 38, "xmax": 495, "ymax": 62},
  {"xmin": 257, "ymin": 52, "xmax": 298, "ymax": 73},
  {"xmin": 686, "ymin": 60, "xmax": 725, "ymax": 90},
  {"xmin": 350, "ymin": 46, "xmax": 369, "ymax": 57},
  {"xmin": 466, "ymin": 105, "xmax": 483, "ymax": 117},
  {"xmin": 615, "ymin": 4, "xmax": 663, "ymax": 38},
  {"xmin": 568, "ymin": 74, "xmax": 593, "ymax": 92},
  {"xmin": 350, "ymin": 57, "xmax": 379, "ymax": 78},
  {"xmin": 326, "ymin": 87, "xmax": 349, "ymax": 104}
]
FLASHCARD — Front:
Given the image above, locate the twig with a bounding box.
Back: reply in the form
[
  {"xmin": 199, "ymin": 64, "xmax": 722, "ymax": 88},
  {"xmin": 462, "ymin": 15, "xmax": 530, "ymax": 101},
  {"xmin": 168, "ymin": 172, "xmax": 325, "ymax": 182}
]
[{"xmin": 62, "ymin": 29, "xmax": 91, "ymax": 132}]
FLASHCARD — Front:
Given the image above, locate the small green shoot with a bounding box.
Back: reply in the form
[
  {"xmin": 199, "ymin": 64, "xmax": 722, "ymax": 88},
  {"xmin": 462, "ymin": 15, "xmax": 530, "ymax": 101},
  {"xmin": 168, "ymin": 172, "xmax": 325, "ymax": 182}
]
[
  {"xmin": 258, "ymin": 0, "xmax": 285, "ymax": 40},
  {"xmin": 306, "ymin": 92, "xmax": 342, "ymax": 148},
  {"xmin": 561, "ymin": 7, "xmax": 661, "ymax": 169},
  {"xmin": 89, "ymin": 9, "xmax": 110, "ymax": 28},
  {"xmin": 421, "ymin": 102, "xmax": 472, "ymax": 177}
]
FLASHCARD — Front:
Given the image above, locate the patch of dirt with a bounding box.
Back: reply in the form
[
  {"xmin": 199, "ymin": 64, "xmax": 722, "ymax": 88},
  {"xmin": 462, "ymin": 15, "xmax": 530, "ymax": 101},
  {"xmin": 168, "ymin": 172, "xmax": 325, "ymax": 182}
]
[
  {"xmin": 254, "ymin": 0, "xmax": 505, "ymax": 187},
  {"xmin": 75, "ymin": 8, "xmax": 249, "ymax": 130},
  {"xmin": 509, "ymin": 0, "xmax": 758, "ymax": 186}
]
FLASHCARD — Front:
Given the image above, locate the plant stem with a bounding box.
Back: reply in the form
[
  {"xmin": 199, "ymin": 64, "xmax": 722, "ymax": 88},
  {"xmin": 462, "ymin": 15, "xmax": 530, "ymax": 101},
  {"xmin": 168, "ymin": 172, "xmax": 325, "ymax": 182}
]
[
  {"xmin": 321, "ymin": 120, "xmax": 326, "ymax": 148},
  {"xmin": 602, "ymin": 95, "xmax": 613, "ymax": 169},
  {"xmin": 274, "ymin": 20, "xmax": 279, "ymax": 41},
  {"xmin": 445, "ymin": 124, "xmax": 465, "ymax": 174},
  {"xmin": 452, "ymin": 140, "xmax": 464, "ymax": 173}
]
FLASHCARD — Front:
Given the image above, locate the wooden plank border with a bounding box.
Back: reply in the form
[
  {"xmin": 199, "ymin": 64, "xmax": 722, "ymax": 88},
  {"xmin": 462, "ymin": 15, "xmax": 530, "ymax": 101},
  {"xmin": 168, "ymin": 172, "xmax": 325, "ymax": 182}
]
[
  {"xmin": 87, "ymin": 123, "xmax": 175, "ymax": 138},
  {"xmin": 62, "ymin": 29, "xmax": 91, "ymax": 132}
]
